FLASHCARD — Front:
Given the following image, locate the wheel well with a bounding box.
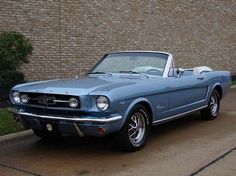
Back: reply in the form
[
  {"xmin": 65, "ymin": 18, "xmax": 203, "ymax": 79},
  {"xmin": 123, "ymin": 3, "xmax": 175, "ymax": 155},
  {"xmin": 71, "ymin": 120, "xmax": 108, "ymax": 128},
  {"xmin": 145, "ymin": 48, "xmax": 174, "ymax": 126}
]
[
  {"xmin": 138, "ymin": 101, "xmax": 153, "ymax": 123},
  {"xmin": 214, "ymin": 85, "xmax": 222, "ymax": 99}
]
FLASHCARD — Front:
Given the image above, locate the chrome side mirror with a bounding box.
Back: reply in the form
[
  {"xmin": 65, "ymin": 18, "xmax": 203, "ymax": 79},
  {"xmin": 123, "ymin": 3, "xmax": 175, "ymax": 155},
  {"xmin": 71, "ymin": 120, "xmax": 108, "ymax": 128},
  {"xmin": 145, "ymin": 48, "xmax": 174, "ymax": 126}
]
[{"xmin": 176, "ymin": 68, "xmax": 184, "ymax": 78}]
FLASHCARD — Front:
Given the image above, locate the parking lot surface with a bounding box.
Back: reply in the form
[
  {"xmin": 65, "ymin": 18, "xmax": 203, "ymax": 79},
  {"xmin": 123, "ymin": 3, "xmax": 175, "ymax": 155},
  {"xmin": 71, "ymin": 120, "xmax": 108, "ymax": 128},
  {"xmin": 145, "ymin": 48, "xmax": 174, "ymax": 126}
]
[{"xmin": 0, "ymin": 89, "xmax": 236, "ymax": 176}]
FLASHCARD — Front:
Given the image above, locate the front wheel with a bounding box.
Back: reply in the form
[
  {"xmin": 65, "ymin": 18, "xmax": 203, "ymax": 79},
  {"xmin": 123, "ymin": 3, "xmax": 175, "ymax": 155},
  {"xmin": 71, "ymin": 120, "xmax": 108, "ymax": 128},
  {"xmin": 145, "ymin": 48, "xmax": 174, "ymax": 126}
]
[
  {"xmin": 116, "ymin": 104, "xmax": 151, "ymax": 151},
  {"xmin": 201, "ymin": 89, "xmax": 220, "ymax": 120}
]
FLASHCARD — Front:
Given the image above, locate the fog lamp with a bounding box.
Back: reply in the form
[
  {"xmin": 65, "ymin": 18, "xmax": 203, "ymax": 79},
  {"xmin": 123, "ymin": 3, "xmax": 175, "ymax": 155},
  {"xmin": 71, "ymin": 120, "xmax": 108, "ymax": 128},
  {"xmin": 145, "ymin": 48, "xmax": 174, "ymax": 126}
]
[
  {"xmin": 69, "ymin": 97, "xmax": 79, "ymax": 108},
  {"xmin": 20, "ymin": 94, "xmax": 29, "ymax": 104}
]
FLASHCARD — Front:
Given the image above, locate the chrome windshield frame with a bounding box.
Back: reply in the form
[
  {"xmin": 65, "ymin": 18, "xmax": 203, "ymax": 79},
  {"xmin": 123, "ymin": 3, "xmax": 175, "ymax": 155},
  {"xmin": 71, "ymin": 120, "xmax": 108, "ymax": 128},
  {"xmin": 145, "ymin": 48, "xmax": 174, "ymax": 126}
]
[{"xmin": 89, "ymin": 51, "xmax": 172, "ymax": 77}]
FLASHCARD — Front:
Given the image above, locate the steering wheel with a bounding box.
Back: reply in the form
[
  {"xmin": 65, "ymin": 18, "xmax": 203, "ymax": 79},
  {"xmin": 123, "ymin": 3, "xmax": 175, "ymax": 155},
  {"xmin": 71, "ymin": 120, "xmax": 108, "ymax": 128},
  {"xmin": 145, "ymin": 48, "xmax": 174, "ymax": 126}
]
[{"xmin": 146, "ymin": 69, "xmax": 162, "ymax": 76}]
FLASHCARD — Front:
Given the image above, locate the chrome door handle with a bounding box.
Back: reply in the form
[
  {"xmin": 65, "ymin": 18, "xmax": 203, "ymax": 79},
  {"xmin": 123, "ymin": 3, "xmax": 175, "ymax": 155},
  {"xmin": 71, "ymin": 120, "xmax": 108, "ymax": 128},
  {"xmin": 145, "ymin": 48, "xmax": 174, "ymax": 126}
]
[{"xmin": 197, "ymin": 77, "xmax": 204, "ymax": 80}]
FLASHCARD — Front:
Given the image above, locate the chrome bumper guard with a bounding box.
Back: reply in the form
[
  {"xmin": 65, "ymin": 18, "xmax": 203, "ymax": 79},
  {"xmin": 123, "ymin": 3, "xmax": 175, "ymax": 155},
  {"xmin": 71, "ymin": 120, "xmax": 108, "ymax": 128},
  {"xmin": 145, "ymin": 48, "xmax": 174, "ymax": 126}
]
[{"xmin": 9, "ymin": 108, "xmax": 122, "ymax": 124}]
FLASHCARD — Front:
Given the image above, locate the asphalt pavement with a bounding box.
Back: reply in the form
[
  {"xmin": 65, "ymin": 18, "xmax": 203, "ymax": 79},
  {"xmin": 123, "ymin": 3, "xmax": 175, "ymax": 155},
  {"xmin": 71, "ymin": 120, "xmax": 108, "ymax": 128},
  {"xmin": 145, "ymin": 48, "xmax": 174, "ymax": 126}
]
[{"xmin": 0, "ymin": 89, "xmax": 236, "ymax": 176}]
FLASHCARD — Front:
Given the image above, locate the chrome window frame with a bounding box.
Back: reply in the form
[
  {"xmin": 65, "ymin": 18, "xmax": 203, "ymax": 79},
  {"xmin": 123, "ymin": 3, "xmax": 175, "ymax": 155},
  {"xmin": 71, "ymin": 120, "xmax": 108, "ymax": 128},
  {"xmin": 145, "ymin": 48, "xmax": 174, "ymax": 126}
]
[{"xmin": 162, "ymin": 53, "xmax": 174, "ymax": 78}]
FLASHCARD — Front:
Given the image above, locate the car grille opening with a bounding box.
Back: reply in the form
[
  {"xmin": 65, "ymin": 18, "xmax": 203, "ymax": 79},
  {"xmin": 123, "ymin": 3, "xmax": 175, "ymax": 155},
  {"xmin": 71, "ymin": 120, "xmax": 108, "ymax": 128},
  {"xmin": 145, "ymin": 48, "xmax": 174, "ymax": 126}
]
[{"xmin": 20, "ymin": 92, "xmax": 80, "ymax": 109}]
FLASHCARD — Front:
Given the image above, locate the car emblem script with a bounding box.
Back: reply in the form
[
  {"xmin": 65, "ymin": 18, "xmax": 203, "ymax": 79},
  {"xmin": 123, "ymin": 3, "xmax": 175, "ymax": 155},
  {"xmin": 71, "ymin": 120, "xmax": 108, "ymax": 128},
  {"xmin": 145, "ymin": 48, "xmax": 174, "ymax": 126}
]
[{"xmin": 38, "ymin": 95, "xmax": 56, "ymax": 105}]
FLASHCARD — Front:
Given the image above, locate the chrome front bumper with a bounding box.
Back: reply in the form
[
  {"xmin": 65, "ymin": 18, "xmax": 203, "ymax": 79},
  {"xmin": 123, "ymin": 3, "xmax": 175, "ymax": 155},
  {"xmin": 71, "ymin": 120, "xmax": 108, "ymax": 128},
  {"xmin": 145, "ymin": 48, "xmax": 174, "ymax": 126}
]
[{"xmin": 9, "ymin": 108, "xmax": 122, "ymax": 124}]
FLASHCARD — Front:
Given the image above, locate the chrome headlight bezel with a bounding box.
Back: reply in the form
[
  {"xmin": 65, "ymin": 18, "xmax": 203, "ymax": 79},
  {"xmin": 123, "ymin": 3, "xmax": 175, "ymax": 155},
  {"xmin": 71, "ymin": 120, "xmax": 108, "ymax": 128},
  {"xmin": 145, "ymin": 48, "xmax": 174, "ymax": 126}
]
[
  {"xmin": 68, "ymin": 97, "xmax": 79, "ymax": 108},
  {"xmin": 96, "ymin": 96, "xmax": 109, "ymax": 111},
  {"xmin": 12, "ymin": 91, "xmax": 21, "ymax": 104}
]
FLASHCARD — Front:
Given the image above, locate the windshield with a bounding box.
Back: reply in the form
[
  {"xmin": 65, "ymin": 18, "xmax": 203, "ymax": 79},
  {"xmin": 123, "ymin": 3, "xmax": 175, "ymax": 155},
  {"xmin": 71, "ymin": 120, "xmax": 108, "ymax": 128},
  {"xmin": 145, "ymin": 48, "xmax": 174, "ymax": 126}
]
[{"xmin": 90, "ymin": 52, "xmax": 169, "ymax": 76}]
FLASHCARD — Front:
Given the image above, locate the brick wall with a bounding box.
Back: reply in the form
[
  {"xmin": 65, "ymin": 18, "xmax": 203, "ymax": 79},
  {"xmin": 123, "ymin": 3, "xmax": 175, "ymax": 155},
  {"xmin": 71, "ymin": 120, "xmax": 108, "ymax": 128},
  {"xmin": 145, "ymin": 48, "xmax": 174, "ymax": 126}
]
[{"xmin": 0, "ymin": 0, "xmax": 235, "ymax": 81}]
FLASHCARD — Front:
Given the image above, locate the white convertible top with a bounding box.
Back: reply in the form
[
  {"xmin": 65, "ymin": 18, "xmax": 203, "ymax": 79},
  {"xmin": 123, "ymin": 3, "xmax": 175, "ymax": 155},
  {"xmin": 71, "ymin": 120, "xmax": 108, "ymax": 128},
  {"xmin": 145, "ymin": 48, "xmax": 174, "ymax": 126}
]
[{"xmin": 193, "ymin": 66, "xmax": 213, "ymax": 74}]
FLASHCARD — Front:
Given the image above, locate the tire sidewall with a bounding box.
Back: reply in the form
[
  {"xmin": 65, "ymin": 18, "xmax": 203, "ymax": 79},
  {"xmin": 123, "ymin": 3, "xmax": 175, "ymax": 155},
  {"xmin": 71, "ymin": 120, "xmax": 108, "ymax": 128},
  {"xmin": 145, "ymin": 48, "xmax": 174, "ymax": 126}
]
[
  {"xmin": 209, "ymin": 90, "xmax": 220, "ymax": 117},
  {"xmin": 120, "ymin": 104, "xmax": 151, "ymax": 150},
  {"xmin": 201, "ymin": 89, "xmax": 220, "ymax": 120}
]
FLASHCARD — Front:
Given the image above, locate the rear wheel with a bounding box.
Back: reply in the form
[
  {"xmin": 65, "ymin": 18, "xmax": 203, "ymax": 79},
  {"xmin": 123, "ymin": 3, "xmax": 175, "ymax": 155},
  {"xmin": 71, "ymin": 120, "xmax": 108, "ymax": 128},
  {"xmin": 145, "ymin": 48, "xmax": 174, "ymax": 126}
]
[
  {"xmin": 116, "ymin": 104, "xmax": 151, "ymax": 151},
  {"xmin": 201, "ymin": 89, "xmax": 220, "ymax": 120}
]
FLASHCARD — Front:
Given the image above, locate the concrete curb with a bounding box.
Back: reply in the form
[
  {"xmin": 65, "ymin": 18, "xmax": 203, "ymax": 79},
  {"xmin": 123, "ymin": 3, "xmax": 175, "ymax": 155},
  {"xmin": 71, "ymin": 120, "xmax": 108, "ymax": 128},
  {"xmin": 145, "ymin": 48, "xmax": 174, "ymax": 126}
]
[
  {"xmin": 0, "ymin": 130, "xmax": 33, "ymax": 144},
  {"xmin": 231, "ymin": 85, "xmax": 236, "ymax": 89}
]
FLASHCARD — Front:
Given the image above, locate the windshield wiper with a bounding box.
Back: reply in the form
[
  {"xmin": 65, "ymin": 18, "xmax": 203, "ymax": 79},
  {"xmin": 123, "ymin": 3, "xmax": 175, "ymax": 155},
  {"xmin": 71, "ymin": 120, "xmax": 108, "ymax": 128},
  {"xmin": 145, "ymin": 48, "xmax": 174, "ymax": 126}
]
[{"xmin": 89, "ymin": 72, "xmax": 112, "ymax": 76}]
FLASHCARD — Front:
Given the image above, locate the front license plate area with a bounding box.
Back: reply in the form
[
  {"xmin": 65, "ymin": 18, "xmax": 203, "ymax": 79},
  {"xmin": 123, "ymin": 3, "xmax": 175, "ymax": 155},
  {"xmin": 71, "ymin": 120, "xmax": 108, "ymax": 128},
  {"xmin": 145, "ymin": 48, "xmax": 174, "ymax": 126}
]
[{"xmin": 40, "ymin": 120, "xmax": 58, "ymax": 132}]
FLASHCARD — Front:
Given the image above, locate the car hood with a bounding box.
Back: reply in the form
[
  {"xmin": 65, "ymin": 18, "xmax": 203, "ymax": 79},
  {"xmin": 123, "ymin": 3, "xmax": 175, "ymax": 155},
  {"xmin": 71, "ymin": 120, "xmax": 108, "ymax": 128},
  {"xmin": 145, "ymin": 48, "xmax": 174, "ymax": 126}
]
[{"xmin": 13, "ymin": 75, "xmax": 157, "ymax": 96}]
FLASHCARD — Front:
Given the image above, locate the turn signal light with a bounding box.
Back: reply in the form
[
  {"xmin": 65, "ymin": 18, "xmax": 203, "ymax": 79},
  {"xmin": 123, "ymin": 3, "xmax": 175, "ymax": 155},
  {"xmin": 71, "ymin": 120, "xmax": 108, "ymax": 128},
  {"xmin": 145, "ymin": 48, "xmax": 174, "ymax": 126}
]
[{"xmin": 98, "ymin": 127, "xmax": 105, "ymax": 135}]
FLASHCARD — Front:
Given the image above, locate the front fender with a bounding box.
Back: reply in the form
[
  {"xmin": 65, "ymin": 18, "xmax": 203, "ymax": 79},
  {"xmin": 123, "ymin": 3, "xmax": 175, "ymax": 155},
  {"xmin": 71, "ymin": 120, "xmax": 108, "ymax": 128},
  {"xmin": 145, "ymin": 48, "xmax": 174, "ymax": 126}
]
[{"xmin": 121, "ymin": 97, "xmax": 154, "ymax": 127}]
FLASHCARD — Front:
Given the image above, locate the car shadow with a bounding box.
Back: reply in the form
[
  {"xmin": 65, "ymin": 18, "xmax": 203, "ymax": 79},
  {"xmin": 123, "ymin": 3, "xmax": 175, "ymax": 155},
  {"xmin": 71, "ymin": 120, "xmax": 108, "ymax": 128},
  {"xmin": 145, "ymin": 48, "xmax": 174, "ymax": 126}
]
[
  {"xmin": 32, "ymin": 112, "xmax": 204, "ymax": 153},
  {"xmin": 0, "ymin": 112, "xmax": 213, "ymax": 176}
]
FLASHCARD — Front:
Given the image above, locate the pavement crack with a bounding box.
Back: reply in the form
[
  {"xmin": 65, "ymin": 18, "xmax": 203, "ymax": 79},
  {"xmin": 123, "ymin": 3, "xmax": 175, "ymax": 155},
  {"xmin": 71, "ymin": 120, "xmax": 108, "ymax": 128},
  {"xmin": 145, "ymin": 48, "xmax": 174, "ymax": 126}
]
[
  {"xmin": 189, "ymin": 146, "xmax": 236, "ymax": 176},
  {"xmin": 0, "ymin": 163, "xmax": 42, "ymax": 176}
]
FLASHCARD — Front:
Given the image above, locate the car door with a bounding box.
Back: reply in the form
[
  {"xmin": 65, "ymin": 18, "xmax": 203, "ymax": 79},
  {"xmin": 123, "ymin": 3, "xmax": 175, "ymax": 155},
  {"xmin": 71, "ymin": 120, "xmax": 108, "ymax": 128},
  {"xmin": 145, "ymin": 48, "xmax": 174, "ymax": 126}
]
[{"xmin": 167, "ymin": 72, "xmax": 209, "ymax": 117}]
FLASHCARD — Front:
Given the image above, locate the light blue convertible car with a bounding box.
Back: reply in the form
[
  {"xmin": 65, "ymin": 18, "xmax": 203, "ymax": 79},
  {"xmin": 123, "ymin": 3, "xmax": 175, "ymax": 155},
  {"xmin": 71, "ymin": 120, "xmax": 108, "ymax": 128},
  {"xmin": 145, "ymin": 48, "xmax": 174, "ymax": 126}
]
[{"xmin": 9, "ymin": 51, "xmax": 231, "ymax": 151}]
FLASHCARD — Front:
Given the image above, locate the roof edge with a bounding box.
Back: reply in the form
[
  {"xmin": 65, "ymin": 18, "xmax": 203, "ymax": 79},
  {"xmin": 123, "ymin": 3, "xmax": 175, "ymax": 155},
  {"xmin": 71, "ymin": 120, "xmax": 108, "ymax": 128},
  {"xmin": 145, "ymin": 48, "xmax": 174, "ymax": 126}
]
[{"xmin": 106, "ymin": 50, "xmax": 173, "ymax": 56}]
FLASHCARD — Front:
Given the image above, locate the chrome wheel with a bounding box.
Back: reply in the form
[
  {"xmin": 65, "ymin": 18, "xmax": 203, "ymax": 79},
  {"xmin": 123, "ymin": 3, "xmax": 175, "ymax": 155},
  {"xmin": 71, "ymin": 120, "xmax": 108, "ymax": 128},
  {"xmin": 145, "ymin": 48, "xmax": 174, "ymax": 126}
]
[
  {"xmin": 210, "ymin": 93, "xmax": 218, "ymax": 116},
  {"xmin": 116, "ymin": 104, "xmax": 150, "ymax": 151},
  {"xmin": 128, "ymin": 111, "xmax": 146, "ymax": 146},
  {"xmin": 201, "ymin": 89, "xmax": 220, "ymax": 120}
]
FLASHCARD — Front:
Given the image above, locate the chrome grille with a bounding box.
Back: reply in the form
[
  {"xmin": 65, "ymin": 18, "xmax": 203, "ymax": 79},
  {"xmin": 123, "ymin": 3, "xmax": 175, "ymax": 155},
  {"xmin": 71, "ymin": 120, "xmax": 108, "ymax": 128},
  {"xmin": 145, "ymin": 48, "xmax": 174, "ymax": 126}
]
[{"xmin": 21, "ymin": 92, "xmax": 80, "ymax": 108}]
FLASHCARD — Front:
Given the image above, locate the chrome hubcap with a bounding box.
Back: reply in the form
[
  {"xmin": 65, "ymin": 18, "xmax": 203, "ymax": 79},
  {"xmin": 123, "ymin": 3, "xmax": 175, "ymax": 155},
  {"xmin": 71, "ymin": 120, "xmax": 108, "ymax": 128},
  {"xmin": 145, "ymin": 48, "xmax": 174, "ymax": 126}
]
[
  {"xmin": 128, "ymin": 111, "xmax": 146, "ymax": 145},
  {"xmin": 210, "ymin": 94, "xmax": 218, "ymax": 116}
]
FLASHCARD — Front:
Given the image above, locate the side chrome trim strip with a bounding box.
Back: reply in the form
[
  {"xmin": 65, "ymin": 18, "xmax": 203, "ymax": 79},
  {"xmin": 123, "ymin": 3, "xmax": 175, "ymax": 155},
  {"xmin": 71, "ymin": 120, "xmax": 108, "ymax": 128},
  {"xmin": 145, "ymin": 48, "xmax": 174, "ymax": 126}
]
[
  {"xmin": 205, "ymin": 86, "xmax": 211, "ymax": 100},
  {"xmin": 166, "ymin": 86, "xmax": 210, "ymax": 114},
  {"xmin": 9, "ymin": 108, "xmax": 122, "ymax": 124},
  {"xmin": 167, "ymin": 100, "xmax": 206, "ymax": 113},
  {"xmin": 152, "ymin": 105, "xmax": 208, "ymax": 124}
]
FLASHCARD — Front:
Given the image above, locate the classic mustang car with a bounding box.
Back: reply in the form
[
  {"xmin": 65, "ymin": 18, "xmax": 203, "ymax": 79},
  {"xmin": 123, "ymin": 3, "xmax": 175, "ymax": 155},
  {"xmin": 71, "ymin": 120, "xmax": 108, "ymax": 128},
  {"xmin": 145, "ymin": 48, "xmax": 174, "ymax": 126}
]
[{"xmin": 9, "ymin": 51, "xmax": 231, "ymax": 151}]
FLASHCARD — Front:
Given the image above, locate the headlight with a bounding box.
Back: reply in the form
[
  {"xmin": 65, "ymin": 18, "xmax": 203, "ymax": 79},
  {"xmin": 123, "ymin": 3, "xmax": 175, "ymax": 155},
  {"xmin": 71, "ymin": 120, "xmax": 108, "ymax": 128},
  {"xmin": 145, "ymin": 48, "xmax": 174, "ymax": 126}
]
[
  {"xmin": 12, "ymin": 91, "xmax": 20, "ymax": 104},
  {"xmin": 96, "ymin": 96, "xmax": 109, "ymax": 111},
  {"xmin": 20, "ymin": 94, "xmax": 29, "ymax": 104},
  {"xmin": 69, "ymin": 97, "xmax": 79, "ymax": 108}
]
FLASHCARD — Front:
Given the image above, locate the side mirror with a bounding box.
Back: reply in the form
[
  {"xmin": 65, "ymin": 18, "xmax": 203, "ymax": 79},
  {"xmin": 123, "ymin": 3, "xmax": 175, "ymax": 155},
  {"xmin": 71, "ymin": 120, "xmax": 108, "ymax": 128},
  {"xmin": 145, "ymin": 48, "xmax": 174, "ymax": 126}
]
[{"xmin": 176, "ymin": 68, "xmax": 184, "ymax": 78}]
